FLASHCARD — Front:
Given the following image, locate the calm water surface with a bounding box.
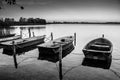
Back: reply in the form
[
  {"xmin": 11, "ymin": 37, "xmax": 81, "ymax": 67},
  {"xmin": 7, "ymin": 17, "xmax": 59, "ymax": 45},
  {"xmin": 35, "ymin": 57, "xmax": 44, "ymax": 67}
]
[{"xmin": 0, "ymin": 24, "xmax": 120, "ymax": 80}]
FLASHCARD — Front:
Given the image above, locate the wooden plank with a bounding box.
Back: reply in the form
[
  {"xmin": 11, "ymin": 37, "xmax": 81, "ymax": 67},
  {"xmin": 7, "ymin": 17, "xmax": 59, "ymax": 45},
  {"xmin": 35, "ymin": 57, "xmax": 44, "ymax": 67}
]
[
  {"xmin": 0, "ymin": 35, "xmax": 21, "ymax": 42},
  {"xmin": 83, "ymin": 49, "xmax": 110, "ymax": 53}
]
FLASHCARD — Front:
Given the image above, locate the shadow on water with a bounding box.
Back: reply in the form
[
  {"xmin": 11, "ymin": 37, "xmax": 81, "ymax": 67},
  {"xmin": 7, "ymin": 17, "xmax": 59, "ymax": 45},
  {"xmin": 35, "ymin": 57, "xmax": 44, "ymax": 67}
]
[{"xmin": 82, "ymin": 57, "xmax": 112, "ymax": 69}]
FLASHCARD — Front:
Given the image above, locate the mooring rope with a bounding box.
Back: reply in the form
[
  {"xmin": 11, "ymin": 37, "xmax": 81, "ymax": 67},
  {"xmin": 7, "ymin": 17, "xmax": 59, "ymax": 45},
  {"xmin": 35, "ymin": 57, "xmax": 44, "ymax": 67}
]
[
  {"xmin": 109, "ymin": 68, "xmax": 120, "ymax": 79},
  {"xmin": 55, "ymin": 61, "xmax": 82, "ymax": 80},
  {"xmin": 17, "ymin": 56, "xmax": 38, "ymax": 65},
  {"xmin": 63, "ymin": 64, "xmax": 82, "ymax": 77}
]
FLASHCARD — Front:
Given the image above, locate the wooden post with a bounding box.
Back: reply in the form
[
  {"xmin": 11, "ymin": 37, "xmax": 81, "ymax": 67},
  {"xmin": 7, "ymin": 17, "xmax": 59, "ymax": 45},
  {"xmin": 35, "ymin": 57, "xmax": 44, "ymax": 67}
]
[
  {"xmin": 59, "ymin": 44, "xmax": 63, "ymax": 80},
  {"xmin": 74, "ymin": 33, "xmax": 76, "ymax": 46},
  {"xmin": 28, "ymin": 28, "xmax": 31, "ymax": 38},
  {"xmin": 51, "ymin": 32, "xmax": 53, "ymax": 40},
  {"xmin": 32, "ymin": 32, "xmax": 35, "ymax": 37},
  {"xmin": 12, "ymin": 41, "xmax": 18, "ymax": 69},
  {"xmin": 20, "ymin": 30, "xmax": 22, "ymax": 38},
  {"xmin": 102, "ymin": 34, "xmax": 104, "ymax": 38}
]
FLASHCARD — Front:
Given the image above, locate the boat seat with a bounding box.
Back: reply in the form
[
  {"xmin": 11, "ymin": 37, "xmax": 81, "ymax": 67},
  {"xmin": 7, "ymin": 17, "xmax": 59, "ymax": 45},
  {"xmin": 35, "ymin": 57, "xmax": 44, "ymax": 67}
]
[
  {"xmin": 94, "ymin": 42, "xmax": 108, "ymax": 45},
  {"xmin": 84, "ymin": 49, "xmax": 110, "ymax": 53},
  {"xmin": 91, "ymin": 44, "xmax": 110, "ymax": 48},
  {"xmin": 89, "ymin": 44, "xmax": 110, "ymax": 51}
]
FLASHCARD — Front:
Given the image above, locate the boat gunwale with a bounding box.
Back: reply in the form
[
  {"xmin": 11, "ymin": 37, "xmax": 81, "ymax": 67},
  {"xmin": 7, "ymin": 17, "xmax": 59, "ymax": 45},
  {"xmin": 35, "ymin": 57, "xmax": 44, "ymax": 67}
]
[
  {"xmin": 37, "ymin": 36, "xmax": 74, "ymax": 48},
  {"xmin": 0, "ymin": 35, "xmax": 46, "ymax": 46},
  {"xmin": 83, "ymin": 37, "xmax": 113, "ymax": 52}
]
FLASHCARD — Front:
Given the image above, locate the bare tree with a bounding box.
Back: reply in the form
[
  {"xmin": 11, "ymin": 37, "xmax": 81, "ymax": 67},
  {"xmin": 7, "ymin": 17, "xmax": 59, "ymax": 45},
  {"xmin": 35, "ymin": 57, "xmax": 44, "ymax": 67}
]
[{"xmin": 0, "ymin": 0, "xmax": 24, "ymax": 10}]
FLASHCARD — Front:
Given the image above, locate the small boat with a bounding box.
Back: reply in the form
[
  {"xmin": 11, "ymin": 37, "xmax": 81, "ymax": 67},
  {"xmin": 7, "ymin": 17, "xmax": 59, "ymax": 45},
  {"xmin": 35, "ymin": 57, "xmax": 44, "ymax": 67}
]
[
  {"xmin": 0, "ymin": 35, "xmax": 21, "ymax": 42},
  {"xmin": 37, "ymin": 36, "xmax": 74, "ymax": 62},
  {"xmin": 0, "ymin": 35, "xmax": 46, "ymax": 55},
  {"xmin": 82, "ymin": 35, "xmax": 113, "ymax": 61},
  {"xmin": 0, "ymin": 34, "xmax": 15, "ymax": 38}
]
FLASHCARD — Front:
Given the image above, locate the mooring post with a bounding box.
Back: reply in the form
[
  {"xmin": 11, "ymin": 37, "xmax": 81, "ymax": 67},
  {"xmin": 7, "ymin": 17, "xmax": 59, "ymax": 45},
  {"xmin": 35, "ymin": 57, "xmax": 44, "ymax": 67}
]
[
  {"xmin": 102, "ymin": 34, "xmax": 104, "ymax": 38},
  {"xmin": 28, "ymin": 28, "xmax": 31, "ymax": 38},
  {"xmin": 51, "ymin": 32, "xmax": 53, "ymax": 40},
  {"xmin": 32, "ymin": 32, "xmax": 35, "ymax": 37},
  {"xmin": 74, "ymin": 33, "xmax": 76, "ymax": 46},
  {"xmin": 12, "ymin": 41, "xmax": 18, "ymax": 69},
  {"xmin": 20, "ymin": 30, "xmax": 22, "ymax": 38},
  {"xmin": 59, "ymin": 44, "xmax": 63, "ymax": 80}
]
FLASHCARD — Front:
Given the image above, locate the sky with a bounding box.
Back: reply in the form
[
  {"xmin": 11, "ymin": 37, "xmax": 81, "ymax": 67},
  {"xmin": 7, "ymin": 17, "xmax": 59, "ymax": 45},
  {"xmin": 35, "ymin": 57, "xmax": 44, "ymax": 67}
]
[{"xmin": 0, "ymin": 0, "xmax": 120, "ymax": 22}]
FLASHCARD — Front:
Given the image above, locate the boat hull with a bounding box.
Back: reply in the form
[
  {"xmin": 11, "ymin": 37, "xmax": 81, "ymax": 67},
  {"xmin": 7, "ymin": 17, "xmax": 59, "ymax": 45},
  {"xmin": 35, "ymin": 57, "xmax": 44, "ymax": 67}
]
[
  {"xmin": 1, "ymin": 35, "xmax": 45, "ymax": 55},
  {"xmin": 0, "ymin": 35, "xmax": 21, "ymax": 42},
  {"xmin": 0, "ymin": 34, "xmax": 15, "ymax": 38},
  {"xmin": 37, "ymin": 36, "xmax": 74, "ymax": 62},
  {"xmin": 82, "ymin": 37, "xmax": 113, "ymax": 61}
]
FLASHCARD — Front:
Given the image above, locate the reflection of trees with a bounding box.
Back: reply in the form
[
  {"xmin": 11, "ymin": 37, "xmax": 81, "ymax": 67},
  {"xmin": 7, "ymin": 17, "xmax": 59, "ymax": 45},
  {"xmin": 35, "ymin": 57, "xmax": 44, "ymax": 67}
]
[{"xmin": 0, "ymin": 28, "xmax": 11, "ymax": 35}]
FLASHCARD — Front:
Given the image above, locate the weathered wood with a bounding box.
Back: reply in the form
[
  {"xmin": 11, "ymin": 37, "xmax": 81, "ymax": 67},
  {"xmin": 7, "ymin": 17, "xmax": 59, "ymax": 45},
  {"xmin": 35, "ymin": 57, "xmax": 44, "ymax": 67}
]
[
  {"xmin": 0, "ymin": 35, "xmax": 46, "ymax": 55},
  {"xmin": 59, "ymin": 44, "xmax": 63, "ymax": 80},
  {"xmin": 37, "ymin": 36, "xmax": 74, "ymax": 62},
  {"xmin": 32, "ymin": 32, "xmax": 35, "ymax": 37},
  {"xmin": 74, "ymin": 33, "xmax": 76, "ymax": 46},
  {"xmin": 12, "ymin": 41, "xmax": 18, "ymax": 69},
  {"xmin": 0, "ymin": 35, "xmax": 21, "ymax": 42},
  {"xmin": 82, "ymin": 37, "xmax": 113, "ymax": 61},
  {"xmin": 28, "ymin": 28, "xmax": 31, "ymax": 38},
  {"xmin": 20, "ymin": 30, "xmax": 22, "ymax": 38},
  {"xmin": 51, "ymin": 32, "xmax": 53, "ymax": 40}
]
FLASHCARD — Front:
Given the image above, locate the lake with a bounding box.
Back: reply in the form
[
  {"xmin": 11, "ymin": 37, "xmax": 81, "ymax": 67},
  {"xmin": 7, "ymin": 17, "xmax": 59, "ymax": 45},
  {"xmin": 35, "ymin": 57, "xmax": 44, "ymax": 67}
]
[{"xmin": 0, "ymin": 24, "xmax": 120, "ymax": 80}]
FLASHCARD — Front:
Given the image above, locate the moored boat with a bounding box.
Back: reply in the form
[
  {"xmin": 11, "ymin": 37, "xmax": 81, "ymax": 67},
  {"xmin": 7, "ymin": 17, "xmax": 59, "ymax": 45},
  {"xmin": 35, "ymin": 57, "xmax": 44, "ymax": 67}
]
[
  {"xmin": 37, "ymin": 36, "xmax": 74, "ymax": 62},
  {"xmin": 0, "ymin": 33, "xmax": 15, "ymax": 38},
  {"xmin": 0, "ymin": 35, "xmax": 21, "ymax": 42},
  {"xmin": 0, "ymin": 35, "xmax": 46, "ymax": 55},
  {"xmin": 82, "ymin": 35, "xmax": 113, "ymax": 61}
]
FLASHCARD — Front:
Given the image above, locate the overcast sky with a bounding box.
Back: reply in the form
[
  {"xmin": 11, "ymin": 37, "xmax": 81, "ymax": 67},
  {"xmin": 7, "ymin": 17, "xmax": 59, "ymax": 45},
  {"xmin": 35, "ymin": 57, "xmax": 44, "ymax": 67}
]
[{"xmin": 0, "ymin": 0, "xmax": 120, "ymax": 22}]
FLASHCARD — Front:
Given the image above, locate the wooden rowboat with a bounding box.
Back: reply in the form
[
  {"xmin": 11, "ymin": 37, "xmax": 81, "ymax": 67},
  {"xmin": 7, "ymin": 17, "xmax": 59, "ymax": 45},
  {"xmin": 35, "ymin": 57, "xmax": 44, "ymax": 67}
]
[
  {"xmin": 82, "ymin": 35, "xmax": 113, "ymax": 61},
  {"xmin": 0, "ymin": 35, "xmax": 46, "ymax": 55},
  {"xmin": 37, "ymin": 36, "xmax": 74, "ymax": 62},
  {"xmin": 0, "ymin": 35, "xmax": 21, "ymax": 42},
  {"xmin": 0, "ymin": 34, "xmax": 15, "ymax": 38}
]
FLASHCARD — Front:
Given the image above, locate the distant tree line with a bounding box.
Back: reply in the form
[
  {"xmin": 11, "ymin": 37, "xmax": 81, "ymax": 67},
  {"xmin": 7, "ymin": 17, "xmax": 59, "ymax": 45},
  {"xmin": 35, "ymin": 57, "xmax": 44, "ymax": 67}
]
[
  {"xmin": 0, "ymin": 17, "xmax": 46, "ymax": 28},
  {"xmin": 47, "ymin": 21, "xmax": 120, "ymax": 24}
]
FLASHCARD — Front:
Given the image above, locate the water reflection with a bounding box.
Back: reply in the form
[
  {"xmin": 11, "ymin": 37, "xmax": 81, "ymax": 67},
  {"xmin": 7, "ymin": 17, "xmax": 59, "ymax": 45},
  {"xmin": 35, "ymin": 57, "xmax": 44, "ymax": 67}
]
[
  {"xmin": 0, "ymin": 25, "xmax": 46, "ymax": 38},
  {"xmin": 0, "ymin": 28, "xmax": 15, "ymax": 38},
  {"xmin": 82, "ymin": 57, "xmax": 112, "ymax": 69}
]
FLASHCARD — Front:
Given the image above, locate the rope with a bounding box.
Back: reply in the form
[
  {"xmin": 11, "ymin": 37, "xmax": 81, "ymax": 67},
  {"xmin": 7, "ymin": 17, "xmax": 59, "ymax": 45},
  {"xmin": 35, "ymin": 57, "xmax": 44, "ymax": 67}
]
[
  {"xmin": 109, "ymin": 69, "xmax": 120, "ymax": 79},
  {"xmin": 63, "ymin": 64, "xmax": 82, "ymax": 77},
  {"xmin": 17, "ymin": 56, "xmax": 38, "ymax": 65}
]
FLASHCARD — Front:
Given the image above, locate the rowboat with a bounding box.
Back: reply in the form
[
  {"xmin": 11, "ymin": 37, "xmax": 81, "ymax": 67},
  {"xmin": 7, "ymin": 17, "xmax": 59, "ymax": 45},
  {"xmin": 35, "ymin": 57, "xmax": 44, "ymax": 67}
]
[
  {"xmin": 0, "ymin": 35, "xmax": 21, "ymax": 42},
  {"xmin": 37, "ymin": 36, "xmax": 74, "ymax": 62},
  {"xmin": 0, "ymin": 35, "xmax": 46, "ymax": 55},
  {"xmin": 0, "ymin": 34, "xmax": 15, "ymax": 38},
  {"xmin": 82, "ymin": 35, "xmax": 113, "ymax": 61}
]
